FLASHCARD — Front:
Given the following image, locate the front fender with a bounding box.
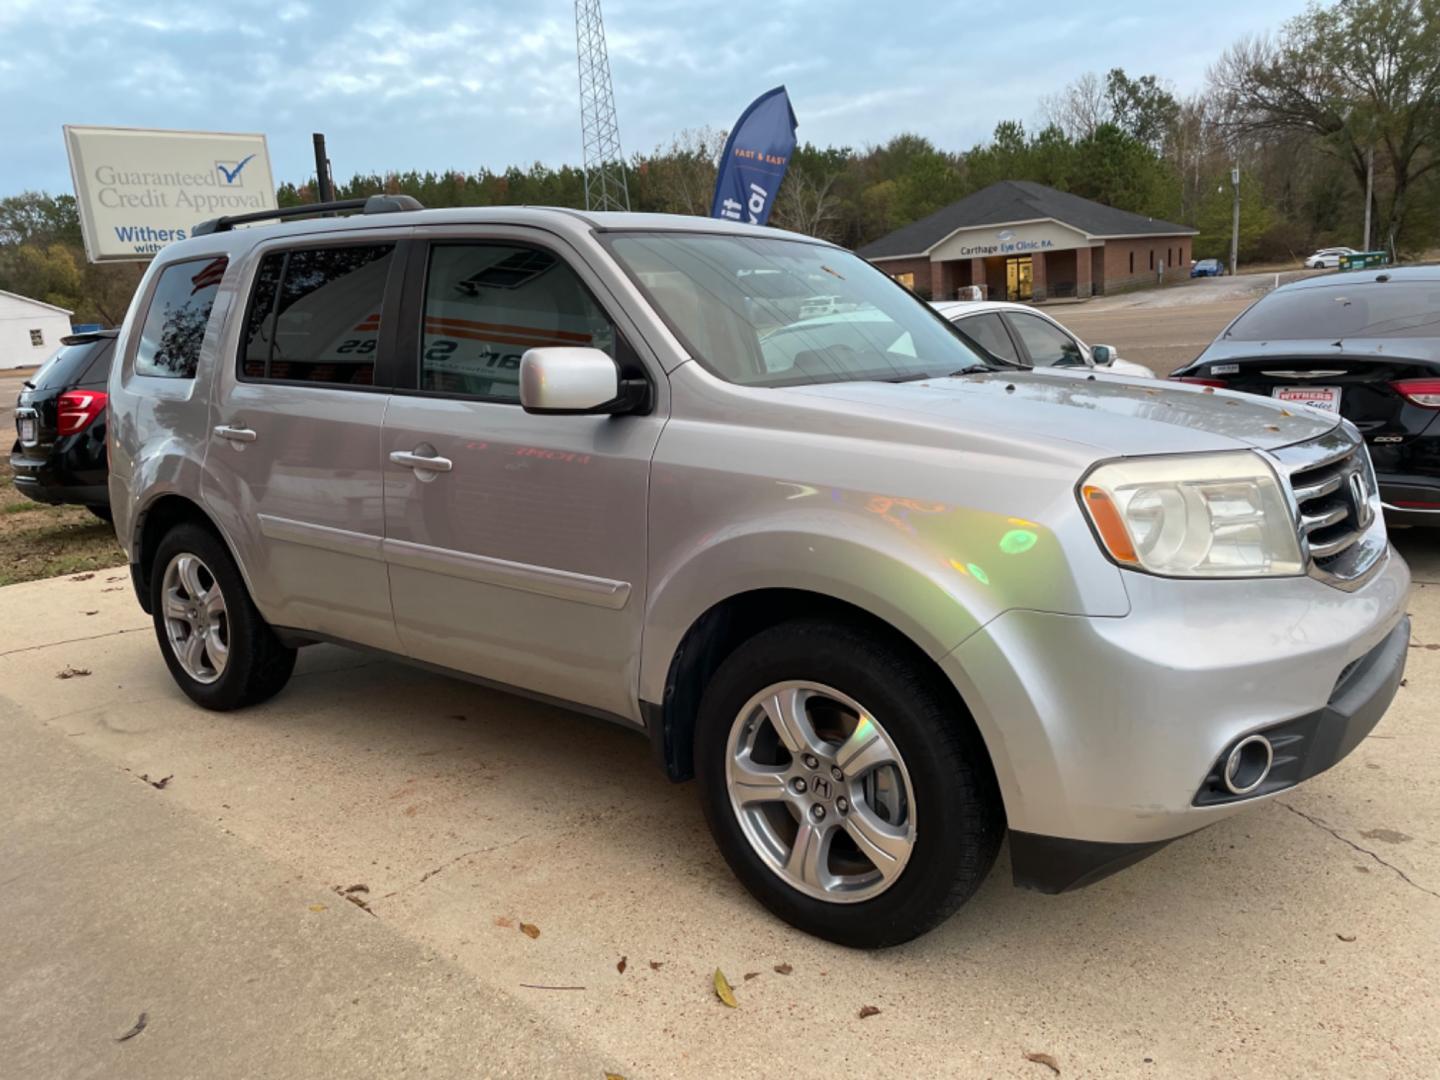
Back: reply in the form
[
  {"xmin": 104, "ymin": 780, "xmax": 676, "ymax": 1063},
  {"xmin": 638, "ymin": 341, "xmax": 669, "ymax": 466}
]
[{"xmin": 639, "ymin": 500, "xmax": 1124, "ymax": 705}]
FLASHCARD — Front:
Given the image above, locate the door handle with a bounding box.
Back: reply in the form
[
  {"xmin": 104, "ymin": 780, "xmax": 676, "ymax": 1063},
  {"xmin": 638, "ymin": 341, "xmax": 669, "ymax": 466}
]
[
  {"xmin": 389, "ymin": 450, "xmax": 453, "ymax": 473},
  {"xmin": 214, "ymin": 424, "xmax": 257, "ymax": 443}
]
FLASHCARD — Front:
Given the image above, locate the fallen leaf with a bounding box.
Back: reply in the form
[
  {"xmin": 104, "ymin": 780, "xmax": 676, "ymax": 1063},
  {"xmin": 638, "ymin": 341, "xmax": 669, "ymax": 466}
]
[
  {"xmin": 56, "ymin": 666, "xmax": 92, "ymax": 680},
  {"xmin": 115, "ymin": 1012, "xmax": 147, "ymax": 1042},
  {"xmin": 773, "ymin": 963, "xmax": 792, "ymax": 975},
  {"xmin": 308, "ymin": 903, "xmax": 327, "ymax": 912},
  {"xmin": 1024, "ymin": 1051, "xmax": 1061, "ymax": 1075},
  {"xmin": 1337, "ymin": 933, "xmax": 1357, "ymax": 942},
  {"xmin": 519, "ymin": 922, "xmax": 540, "ymax": 939},
  {"xmin": 713, "ymin": 968, "xmax": 738, "ymax": 1008},
  {"xmin": 617, "ymin": 956, "xmax": 627, "ymax": 974},
  {"xmin": 102, "ymin": 586, "xmax": 123, "ymax": 592},
  {"xmin": 648, "ymin": 961, "xmax": 663, "ymax": 970},
  {"xmin": 139, "ymin": 774, "xmax": 173, "ymax": 790},
  {"xmin": 605, "ymin": 1074, "xmax": 626, "ymax": 1080},
  {"xmin": 70, "ymin": 573, "xmax": 95, "ymax": 582},
  {"xmin": 743, "ymin": 972, "xmax": 759, "ymax": 981},
  {"xmin": 84, "ymin": 610, "xmax": 98, "ymax": 616},
  {"xmin": 343, "ymin": 884, "xmax": 369, "ymax": 895},
  {"xmin": 494, "ymin": 915, "xmax": 514, "ymax": 929},
  {"xmin": 858, "ymin": 1004, "xmax": 881, "ymax": 1019}
]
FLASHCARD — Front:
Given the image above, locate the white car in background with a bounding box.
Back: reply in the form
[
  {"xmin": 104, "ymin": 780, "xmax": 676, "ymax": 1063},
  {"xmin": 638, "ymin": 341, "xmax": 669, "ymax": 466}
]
[
  {"xmin": 1304, "ymin": 247, "xmax": 1356, "ymax": 269},
  {"xmin": 932, "ymin": 299, "xmax": 1155, "ymax": 379}
]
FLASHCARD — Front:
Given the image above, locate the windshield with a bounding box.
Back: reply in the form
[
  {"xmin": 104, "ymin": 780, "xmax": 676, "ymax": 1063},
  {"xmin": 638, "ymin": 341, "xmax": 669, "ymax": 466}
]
[
  {"xmin": 1227, "ymin": 281, "xmax": 1440, "ymax": 341},
  {"xmin": 606, "ymin": 232, "xmax": 990, "ymax": 386}
]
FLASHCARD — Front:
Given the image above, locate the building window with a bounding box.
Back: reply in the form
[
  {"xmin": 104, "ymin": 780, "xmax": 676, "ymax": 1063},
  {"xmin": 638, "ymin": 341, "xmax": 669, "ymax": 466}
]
[
  {"xmin": 29, "ymin": 329, "xmax": 43, "ymax": 347},
  {"xmin": 1167, "ymin": 247, "xmax": 1172, "ymax": 268},
  {"xmin": 1129, "ymin": 252, "xmax": 1134, "ymax": 274},
  {"xmin": 1149, "ymin": 250, "xmax": 1155, "ymax": 271},
  {"xmin": 895, "ymin": 272, "xmax": 916, "ymax": 291}
]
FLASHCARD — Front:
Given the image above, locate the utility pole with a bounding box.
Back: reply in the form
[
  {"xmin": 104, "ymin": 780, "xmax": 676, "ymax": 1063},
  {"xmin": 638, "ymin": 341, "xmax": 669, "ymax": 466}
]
[
  {"xmin": 574, "ymin": 0, "xmax": 631, "ymax": 212},
  {"xmin": 312, "ymin": 133, "xmax": 334, "ymax": 203},
  {"xmin": 1229, "ymin": 165, "xmax": 1240, "ymax": 277},
  {"xmin": 1363, "ymin": 143, "xmax": 1374, "ymax": 251}
]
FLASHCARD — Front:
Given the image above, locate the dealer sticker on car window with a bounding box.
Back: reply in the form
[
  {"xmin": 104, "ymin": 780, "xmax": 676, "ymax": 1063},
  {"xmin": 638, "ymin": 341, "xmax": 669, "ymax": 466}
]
[{"xmin": 1273, "ymin": 386, "xmax": 1342, "ymax": 413}]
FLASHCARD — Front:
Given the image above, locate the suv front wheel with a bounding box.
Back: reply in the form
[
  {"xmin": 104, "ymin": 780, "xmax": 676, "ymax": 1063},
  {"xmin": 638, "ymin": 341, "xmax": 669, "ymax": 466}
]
[
  {"xmin": 150, "ymin": 523, "xmax": 296, "ymax": 710},
  {"xmin": 695, "ymin": 619, "xmax": 1004, "ymax": 947}
]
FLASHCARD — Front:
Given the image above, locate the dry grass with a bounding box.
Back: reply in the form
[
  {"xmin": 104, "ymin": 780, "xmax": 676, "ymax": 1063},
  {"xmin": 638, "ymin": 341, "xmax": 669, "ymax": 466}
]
[{"xmin": 0, "ymin": 457, "xmax": 124, "ymax": 586}]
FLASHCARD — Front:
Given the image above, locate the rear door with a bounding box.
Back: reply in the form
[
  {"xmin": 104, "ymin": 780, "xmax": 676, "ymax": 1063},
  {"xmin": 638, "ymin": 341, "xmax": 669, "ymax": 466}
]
[
  {"xmin": 950, "ymin": 312, "xmax": 1023, "ymax": 365},
  {"xmin": 379, "ymin": 228, "xmax": 665, "ymax": 720},
  {"xmin": 204, "ymin": 234, "xmax": 410, "ymax": 651}
]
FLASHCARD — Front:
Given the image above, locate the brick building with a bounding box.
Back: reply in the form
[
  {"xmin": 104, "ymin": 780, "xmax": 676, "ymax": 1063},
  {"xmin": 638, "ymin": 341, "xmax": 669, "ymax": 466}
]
[{"xmin": 859, "ymin": 180, "xmax": 1197, "ymax": 302}]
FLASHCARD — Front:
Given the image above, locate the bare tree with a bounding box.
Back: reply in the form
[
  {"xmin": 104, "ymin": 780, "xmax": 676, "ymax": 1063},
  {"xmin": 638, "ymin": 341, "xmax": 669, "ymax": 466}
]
[
  {"xmin": 1040, "ymin": 71, "xmax": 1111, "ymax": 139},
  {"xmin": 1210, "ymin": 0, "xmax": 1440, "ymax": 248},
  {"xmin": 772, "ymin": 166, "xmax": 843, "ymax": 240}
]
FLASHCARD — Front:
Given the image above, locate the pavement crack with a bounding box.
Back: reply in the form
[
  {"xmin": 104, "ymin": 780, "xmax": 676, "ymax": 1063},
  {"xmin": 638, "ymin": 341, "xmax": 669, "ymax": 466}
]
[
  {"xmin": 380, "ymin": 834, "xmax": 534, "ymax": 902},
  {"xmin": 1278, "ymin": 801, "xmax": 1440, "ymax": 900},
  {"xmin": 0, "ymin": 625, "xmax": 150, "ymax": 659}
]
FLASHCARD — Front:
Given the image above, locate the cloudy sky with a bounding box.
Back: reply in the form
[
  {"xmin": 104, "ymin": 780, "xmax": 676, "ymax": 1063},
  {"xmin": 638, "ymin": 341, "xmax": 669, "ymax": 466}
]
[{"xmin": 2, "ymin": 0, "xmax": 1297, "ymax": 194}]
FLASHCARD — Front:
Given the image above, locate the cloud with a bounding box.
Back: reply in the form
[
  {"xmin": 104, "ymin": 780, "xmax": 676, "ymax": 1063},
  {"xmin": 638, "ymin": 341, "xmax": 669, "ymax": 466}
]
[{"xmin": 4, "ymin": 0, "xmax": 1292, "ymax": 195}]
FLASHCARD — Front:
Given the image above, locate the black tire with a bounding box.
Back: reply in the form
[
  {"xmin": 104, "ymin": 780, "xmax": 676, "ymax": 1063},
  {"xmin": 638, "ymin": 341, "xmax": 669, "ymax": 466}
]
[
  {"xmin": 695, "ymin": 618, "xmax": 1004, "ymax": 948},
  {"xmin": 150, "ymin": 522, "xmax": 296, "ymax": 710},
  {"xmin": 86, "ymin": 505, "xmax": 113, "ymax": 523}
]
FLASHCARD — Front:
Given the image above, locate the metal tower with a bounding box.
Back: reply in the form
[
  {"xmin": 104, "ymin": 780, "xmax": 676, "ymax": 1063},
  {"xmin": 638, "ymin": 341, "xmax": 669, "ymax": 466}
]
[{"xmin": 575, "ymin": 0, "xmax": 631, "ymax": 212}]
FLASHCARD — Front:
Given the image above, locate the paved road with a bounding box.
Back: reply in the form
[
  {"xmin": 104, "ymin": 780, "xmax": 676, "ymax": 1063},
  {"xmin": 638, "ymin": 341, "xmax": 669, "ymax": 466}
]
[
  {"xmin": 3, "ymin": 540, "xmax": 1438, "ymax": 1078},
  {"xmin": 1, "ymin": 368, "xmax": 30, "ymax": 435},
  {"xmin": 1051, "ymin": 297, "xmax": 1248, "ymax": 377}
]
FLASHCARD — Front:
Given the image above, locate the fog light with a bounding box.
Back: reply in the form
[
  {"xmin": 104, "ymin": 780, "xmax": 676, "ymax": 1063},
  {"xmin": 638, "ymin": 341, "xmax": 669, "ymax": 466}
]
[{"xmin": 1223, "ymin": 735, "xmax": 1274, "ymax": 795}]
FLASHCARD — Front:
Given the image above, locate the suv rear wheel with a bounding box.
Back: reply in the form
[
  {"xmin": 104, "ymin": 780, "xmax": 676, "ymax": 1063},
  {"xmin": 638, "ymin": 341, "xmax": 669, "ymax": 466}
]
[
  {"xmin": 150, "ymin": 523, "xmax": 296, "ymax": 710},
  {"xmin": 695, "ymin": 619, "xmax": 1004, "ymax": 947}
]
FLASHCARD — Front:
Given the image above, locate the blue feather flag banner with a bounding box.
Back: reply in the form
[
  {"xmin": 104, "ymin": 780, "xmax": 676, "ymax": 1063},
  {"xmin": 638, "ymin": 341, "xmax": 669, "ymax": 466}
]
[{"xmin": 711, "ymin": 86, "xmax": 798, "ymax": 227}]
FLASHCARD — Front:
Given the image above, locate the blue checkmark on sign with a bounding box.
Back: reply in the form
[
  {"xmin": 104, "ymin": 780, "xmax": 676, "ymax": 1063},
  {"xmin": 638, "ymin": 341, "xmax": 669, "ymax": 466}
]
[{"xmin": 217, "ymin": 154, "xmax": 256, "ymax": 184}]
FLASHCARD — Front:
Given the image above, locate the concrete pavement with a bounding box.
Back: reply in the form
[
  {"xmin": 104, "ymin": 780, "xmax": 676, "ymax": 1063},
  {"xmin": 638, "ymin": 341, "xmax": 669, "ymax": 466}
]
[{"xmin": 2, "ymin": 540, "xmax": 1438, "ymax": 1079}]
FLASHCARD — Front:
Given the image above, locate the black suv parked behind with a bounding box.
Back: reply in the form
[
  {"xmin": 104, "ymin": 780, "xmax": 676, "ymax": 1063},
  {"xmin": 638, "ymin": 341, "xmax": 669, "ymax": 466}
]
[{"xmin": 10, "ymin": 329, "xmax": 116, "ymax": 520}]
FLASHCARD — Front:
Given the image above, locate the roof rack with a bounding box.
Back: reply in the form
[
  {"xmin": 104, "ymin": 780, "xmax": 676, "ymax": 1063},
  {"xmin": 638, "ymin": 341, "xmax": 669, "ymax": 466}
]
[{"xmin": 191, "ymin": 194, "xmax": 424, "ymax": 237}]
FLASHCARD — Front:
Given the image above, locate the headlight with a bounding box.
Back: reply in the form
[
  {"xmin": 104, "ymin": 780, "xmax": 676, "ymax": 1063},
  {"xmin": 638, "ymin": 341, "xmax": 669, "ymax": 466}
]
[{"xmin": 1080, "ymin": 452, "xmax": 1302, "ymax": 578}]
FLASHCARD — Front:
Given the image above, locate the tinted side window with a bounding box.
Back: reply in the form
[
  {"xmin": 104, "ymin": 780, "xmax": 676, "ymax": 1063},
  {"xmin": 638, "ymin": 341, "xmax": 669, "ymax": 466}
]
[
  {"xmin": 954, "ymin": 313, "xmax": 1019, "ymax": 363},
  {"xmin": 242, "ymin": 245, "xmax": 392, "ymax": 385},
  {"xmin": 1007, "ymin": 313, "xmax": 1085, "ymax": 367},
  {"xmin": 421, "ymin": 243, "xmax": 615, "ymax": 401},
  {"xmin": 32, "ymin": 340, "xmax": 106, "ymax": 389},
  {"xmin": 135, "ymin": 257, "xmax": 228, "ymax": 378},
  {"xmin": 79, "ymin": 339, "xmax": 117, "ymax": 385}
]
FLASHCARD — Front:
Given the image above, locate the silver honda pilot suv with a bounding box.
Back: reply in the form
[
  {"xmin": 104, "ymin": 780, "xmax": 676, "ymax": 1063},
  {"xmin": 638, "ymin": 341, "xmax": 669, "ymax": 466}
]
[{"xmin": 108, "ymin": 199, "xmax": 1410, "ymax": 946}]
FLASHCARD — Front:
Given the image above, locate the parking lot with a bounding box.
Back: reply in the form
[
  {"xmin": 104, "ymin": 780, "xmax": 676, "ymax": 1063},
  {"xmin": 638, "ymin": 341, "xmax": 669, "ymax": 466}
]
[{"xmin": 4, "ymin": 295, "xmax": 1438, "ymax": 1079}]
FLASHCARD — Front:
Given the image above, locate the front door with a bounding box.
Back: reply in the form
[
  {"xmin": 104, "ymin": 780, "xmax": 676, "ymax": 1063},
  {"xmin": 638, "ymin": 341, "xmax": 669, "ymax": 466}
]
[
  {"xmin": 1005, "ymin": 257, "xmax": 1033, "ymax": 302},
  {"xmin": 380, "ymin": 232, "xmax": 664, "ymax": 720},
  {"xmin": 205, "ymin": 237, "xmax": 407, "ymax": 652}
]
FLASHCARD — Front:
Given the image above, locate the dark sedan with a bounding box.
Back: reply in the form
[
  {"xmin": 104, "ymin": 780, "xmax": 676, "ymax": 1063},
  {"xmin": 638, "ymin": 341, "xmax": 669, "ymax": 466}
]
[
  {"xmin": 1171, "ymin": 267, "xmax": 1440, "ymax": 526},
  {"xmin": 10, "ymin": 329, "xmax": 116, "ymax": 520}
]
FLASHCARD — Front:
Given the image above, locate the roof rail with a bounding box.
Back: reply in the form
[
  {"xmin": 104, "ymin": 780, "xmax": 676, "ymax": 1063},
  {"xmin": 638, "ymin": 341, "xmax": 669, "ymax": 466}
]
[{"xmin": 191, "ymin": 194, "xmax": 424, "ymax": 237}]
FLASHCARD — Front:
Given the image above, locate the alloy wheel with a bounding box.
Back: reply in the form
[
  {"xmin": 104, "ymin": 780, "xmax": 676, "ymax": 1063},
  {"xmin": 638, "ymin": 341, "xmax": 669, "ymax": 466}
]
[
  {"xmin": 161, "ymin": 552, "xmax": 229, "ymax": 684},
  {"xmin": 724, "ymin": 680, "xmax": 917, "ymax": 903}
]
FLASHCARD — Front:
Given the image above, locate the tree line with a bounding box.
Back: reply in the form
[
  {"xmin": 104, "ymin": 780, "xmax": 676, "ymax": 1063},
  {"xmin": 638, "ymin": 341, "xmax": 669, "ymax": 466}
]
[{"xmin": 2, "ymin": 0, "xmax": 1434, "ymax": 325}]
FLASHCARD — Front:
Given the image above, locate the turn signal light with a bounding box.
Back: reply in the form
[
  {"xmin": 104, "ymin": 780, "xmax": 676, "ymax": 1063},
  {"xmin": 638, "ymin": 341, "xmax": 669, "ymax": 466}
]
[
  {"xmin": 1392, "ymin": 379, "xmax": 1440, "ymax": 408},
  {"xmin": 57, "ymin": 389, "xmax": 108, "ymax": 435},
  {"xmin": 1081, "ymin": 485, "xmax": 1138, "ymax": 565}
]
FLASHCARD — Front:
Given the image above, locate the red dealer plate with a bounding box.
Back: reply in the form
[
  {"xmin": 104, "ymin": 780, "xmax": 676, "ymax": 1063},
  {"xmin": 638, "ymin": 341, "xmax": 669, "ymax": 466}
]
[{"xmin": 1273, "ymin": 386, "xmax": 1342, "ymax": 413}]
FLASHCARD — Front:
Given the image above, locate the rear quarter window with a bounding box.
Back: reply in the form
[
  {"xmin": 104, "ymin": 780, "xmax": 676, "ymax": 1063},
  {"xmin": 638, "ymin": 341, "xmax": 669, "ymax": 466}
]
[
  {"xmin": 135, "ymin": 256, "xmax": 228, "ymax": 378},
  {"xmin": 29, "ymin": 340, "xmax": 107, "ymax": 390}
]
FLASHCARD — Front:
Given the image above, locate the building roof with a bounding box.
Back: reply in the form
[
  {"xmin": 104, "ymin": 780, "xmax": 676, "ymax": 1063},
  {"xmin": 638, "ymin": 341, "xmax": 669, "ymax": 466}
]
[
  {"xmin": 0, "ymin": 289, "xmax": 74, "ymax": 317},
  {"xmin": 859, "ymin": 180, "xmax": 1197, "ymax": 260}
]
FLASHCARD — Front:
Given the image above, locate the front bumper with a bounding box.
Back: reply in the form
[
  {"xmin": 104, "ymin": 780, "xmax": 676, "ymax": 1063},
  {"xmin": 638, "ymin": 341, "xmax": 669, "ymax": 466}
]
[
  {"xmin": 1008, "ymin": 615, "xmax": 1409, "ymax": 892},
  {"xmin": 942, "ymin": 545, "xmax": 1410, "ymax": 873}
]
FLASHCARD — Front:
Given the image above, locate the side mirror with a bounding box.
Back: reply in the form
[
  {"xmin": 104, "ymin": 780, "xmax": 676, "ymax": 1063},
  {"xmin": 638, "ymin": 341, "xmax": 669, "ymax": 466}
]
[
  {"xmin": 519, "ymin": 347, "xmax": 649, "ymax": 416},
  {"xmin": 1090, "ymin": 344, "xmax": 1116, "ymax": 366}
]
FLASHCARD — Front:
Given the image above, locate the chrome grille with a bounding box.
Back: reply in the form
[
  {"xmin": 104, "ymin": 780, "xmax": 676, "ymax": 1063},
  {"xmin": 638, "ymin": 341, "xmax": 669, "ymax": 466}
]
[{"xmin": 1273, "ymin": 428, "xmax": 1384, "ymax": 586}]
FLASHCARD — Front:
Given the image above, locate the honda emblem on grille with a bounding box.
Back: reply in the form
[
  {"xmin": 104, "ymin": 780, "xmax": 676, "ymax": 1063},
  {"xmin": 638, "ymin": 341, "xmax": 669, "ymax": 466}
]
[{"xmin": 1349, "ymin": 469, "xmax": 1374, "ymax": 528}]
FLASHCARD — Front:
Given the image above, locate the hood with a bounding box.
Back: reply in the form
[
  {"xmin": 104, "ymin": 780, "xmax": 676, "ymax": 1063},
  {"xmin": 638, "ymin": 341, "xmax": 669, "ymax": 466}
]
[{"xmin": 783, "ymin": 368, "xmax": 1337, "ymax": 457}]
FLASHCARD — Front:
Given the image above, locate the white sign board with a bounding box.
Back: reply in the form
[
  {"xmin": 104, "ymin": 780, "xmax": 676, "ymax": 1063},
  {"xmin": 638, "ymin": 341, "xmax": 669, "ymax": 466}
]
[{"xmin": 63, "ymin": 125, "xmax": 277, "ymax": 262}]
